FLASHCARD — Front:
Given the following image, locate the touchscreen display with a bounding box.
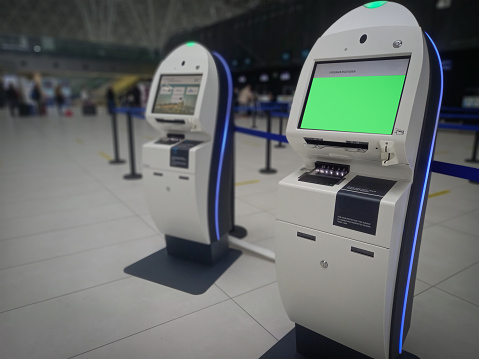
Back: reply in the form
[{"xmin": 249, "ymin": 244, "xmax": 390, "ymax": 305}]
[
  {"xmin": 152, "ymin": 74, "xmax": 202, "ymax": 115},
  {"xmin": 298, "ymin": 57, "xmax": 410, "ymax": 134}
]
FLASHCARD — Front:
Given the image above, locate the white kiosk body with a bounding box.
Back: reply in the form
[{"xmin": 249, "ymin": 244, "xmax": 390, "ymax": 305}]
[
  {"xmin": 275, "ymin": 2, "xmax": 442, "ymax": 358},
  {"xmin": 143, "ymin": 43, "xmax": 234, "ymax": 265}
]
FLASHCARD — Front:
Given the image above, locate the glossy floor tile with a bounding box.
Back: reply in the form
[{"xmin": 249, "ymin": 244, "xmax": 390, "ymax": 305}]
[
  {"xmin": 73, "ymin": 300, "xmax": 277, "ymax": 359},
  {"xmin": 0, "ymin": 109, "xmax": 478, "ymax": 358},
  {"xmin": 0, "ymin": 278, "xmax": 228, "ymax": 359},
  {"xmin": 403, "ymin": 288, "xmax": 479, "ymax": 359}
]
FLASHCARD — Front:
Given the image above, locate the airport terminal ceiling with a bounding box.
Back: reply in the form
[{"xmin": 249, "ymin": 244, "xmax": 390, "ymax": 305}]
[
  {"xmin": 1, "ymin": 1, "xmax": 478, "ymax": 52},
  {"xmin": 0, "ymin": 0, "xmax": 281, "ymax": 50},
  {"xmin": 1, "ymin": 0, "xmax": 478, "ymax": 106}
]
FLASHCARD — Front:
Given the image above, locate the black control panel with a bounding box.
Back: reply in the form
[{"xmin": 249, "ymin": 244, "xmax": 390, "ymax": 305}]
[{"xmin": 156, "ymin": 133, "xmax": 185, "ymax": 145}]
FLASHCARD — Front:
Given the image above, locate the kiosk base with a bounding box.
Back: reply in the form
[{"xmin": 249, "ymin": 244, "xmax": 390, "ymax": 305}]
[
  {"xmin": 123, "ymin": 247, "xmax": 241, "ymax": 295},
  {"xmin": 295, "ymin": 324, "xmax": 372, "ymax": 358},
  {"xmin": 260, "ymin": 325, "xmax": 420, "ymax": 359},
  {"xmin": 165, "ymin": 234, "xmax": 229, "ymax": 265}
]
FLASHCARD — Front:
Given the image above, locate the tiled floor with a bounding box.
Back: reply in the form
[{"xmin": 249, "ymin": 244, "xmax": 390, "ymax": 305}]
[{"xmin": 0, "ymin": 107, "xmax": 478, "ymax": 359}]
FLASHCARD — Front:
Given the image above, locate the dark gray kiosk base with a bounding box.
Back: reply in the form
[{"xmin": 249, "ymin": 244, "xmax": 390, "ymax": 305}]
[
  {"xmin": 260, "ymin": 325, "xmax": 420, "ymax": 359},
  {"xmin": 124, "ymin": 235, "xmax": 240, "ymax": 295},
  {"xmin": 165, "ymin": 234, "xmax": 229, "ymax": 265}
]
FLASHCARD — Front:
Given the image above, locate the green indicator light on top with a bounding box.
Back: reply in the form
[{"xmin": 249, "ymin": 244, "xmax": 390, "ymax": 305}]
[
  {"xmin": 186, "ymin": 42, "xmax": 195, "ymax": 47},
  {"xmin": 364, "ymin": 1, "xmax": 388, "ymax": 8}
]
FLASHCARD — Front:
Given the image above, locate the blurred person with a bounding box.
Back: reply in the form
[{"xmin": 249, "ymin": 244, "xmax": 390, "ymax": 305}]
[
  {"xmin": 238, "ymin": 84, "xmax": 255, "ymax": 107},
  {"xmin": 31, "ymin": 83, "xmax": 44, "ymax": 115},
  {"xmin": 54, "ymin": 84, "xmax": 65, "ymax": 116},
  {"xmin": 127, "ymin": 85, "xmax": 141, "ymax": 107},
  {"xmin": 6, "ymin": 83, "xmax": 19, "ymax": 117},
  {"xmin": 233, "ymin": 87, "xmax": 239, "ymax": 107},
  {"xmin": 0, "ymin": 81, "xmax": 6, "ymax": 108},
  {"xmin": 238, "ymin": 84, "xmax": 255, "ymax": 116},
  {"xmin": 81, "ymin": 87, "xmax": 89, "ymax": 105}
]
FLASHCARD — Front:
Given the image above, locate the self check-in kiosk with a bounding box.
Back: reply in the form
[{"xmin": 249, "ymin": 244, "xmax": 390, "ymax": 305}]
[
  {"xmin": 275, "ymin": 2, "xmax": 442, "ymax": 358},
  {"xmin": 143, "ymin": 43, "xmax": 234, "ymax": 265}
]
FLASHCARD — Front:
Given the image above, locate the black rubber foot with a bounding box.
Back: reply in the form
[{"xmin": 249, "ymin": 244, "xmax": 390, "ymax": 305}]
[
  {"xmin": 123, "ymin": 173, "xmax": 142, "ymax": 180},
  {"xmin": 109, "ymin": 159, "xmax": 126, "ymax": 165},
  {"xmin": 260, "ymin": 168, "xmax": 277, "ymax": 174},
  {"xmin": 229, "ymin": 225, "xmax": 248, "ymax": 239},
  {"xmin": 275, "ymin": 143, "xmax": 286, "ymax": 148},
  {"xmin": 465, "ymin": 158, "xmax": 479, "ymax": 163},
  {"xmin": 469, "ymin": 180, "xmax": 479, "ymax": 184}
]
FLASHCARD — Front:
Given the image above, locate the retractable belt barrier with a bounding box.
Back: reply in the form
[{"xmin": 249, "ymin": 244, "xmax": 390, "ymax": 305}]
[
  {"xmin": 110, "ymin": 106, "xmax": 479, "ymax": 182},
  {"xmin": 438, "ymin": 107, "xmax": 479, "ymax": 164}
]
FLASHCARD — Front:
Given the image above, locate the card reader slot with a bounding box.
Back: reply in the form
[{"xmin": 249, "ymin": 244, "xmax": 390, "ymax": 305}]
[
  {"xmin": 179, "ymin": 176, "xmax": 189, "ymax": 180},
  {"xmin": 304, "ymin": 138, "xmax": 368, "ymax": 150},
  {"xmin": 297, "ymin": 231, "xmax": 316, "ymax": 241},
  {"xmin": 155, "ymin": 118, "xmax": 186, "ymax": 124},
  {"xmin": 351, "ymin": 246, "xmax": 375, "ymax": 258},
  {"xmin": 153, "ymin": 172, "xmax": 163, "ymax": 176}
]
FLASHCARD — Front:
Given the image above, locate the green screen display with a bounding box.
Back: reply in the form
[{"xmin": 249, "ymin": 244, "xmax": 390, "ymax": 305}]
[{"xmin": 299, "ymin": 57, "xmax": 409, "ymax": 135}]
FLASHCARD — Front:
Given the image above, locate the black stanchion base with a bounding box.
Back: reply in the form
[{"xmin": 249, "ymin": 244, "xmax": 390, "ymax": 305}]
[
  {"xmin": 123, "ymin": 173, "xmax": 142, "ymax": 180},
  {"xmin": 275, "ymin": 143, "xmax": 286, "ymax": 148},
  {"xmin": 260, "ymin": 168, "xmax": 277, "ymax": 174},
  {"xmin": 109, "ymin": 159, "xmax": 126, "ymax": 165},
  {"xmin": 229, "ymin": 225, "xmax": 248, "ymax": 239}
]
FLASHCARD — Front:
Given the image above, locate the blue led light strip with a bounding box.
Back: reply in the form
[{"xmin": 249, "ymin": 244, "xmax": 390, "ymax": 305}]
[
  {"xmin": 398, "ymin": 32, "xmax": 443, "ymax": 353},
  {"xmin": 212, "ymin": 51, "xmax": 233, "ymax": 240}
]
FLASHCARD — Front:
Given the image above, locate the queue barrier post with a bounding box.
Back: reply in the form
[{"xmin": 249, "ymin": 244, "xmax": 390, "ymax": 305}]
[
  {"xmin": 123, "ymin": 109, "xmax": 142, "ymax": 180},
  {"xmin": 109, "ymin": 111, "xmax": 126, "ymax": 165},
  {"xmin": 275, "ymin": 114, "xmax": 286, "ymax": 148},
  {"xmin": 465, "ymin": 131, "xmax": 479, "ymax": 164},
  {"xmin": 252, "ymin": 103, "xmax": 258, "ymax": 128},
  {"xmin": 259, "ymin": 110, "xmax": 277, "ymax": 174}
]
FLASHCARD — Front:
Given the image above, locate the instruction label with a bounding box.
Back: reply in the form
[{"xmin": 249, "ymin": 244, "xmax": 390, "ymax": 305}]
[
  {"xmin": 333, "ymin": 176, "xmax": 396, "ymax": 235},
  {"xmin": 170, "ymin": 140, "xmax": 202, "ymax": 168}
]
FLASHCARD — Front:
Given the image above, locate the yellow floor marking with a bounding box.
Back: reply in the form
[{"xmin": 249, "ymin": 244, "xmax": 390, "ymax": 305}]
[
  {"xmin": 99, "ymin": 152, "xmax": 113, "ymax": 161},
  {"xmin": 428, "ymin": 189, "xmax": 450, "ymax": 198},
  {"xmin": 235, "ymin": 179, "xmax": 260, "ymax": 186},
  {"xmin": 75, "ymin": 138, "xmax": 84, "ymax": 144},
  {"xmin": 240, "ymin": 139, "xmax": 262, "ymax": 148}
]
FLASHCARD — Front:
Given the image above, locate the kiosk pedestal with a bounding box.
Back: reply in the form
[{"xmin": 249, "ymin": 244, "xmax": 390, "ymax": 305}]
[
  {"xmin": 125, "ymin": 43, "xmax": 241, "ymax": 295},
  {"xmin": 272, "ymin": 2, "xmax": 442, "ymax": 358},
  {"xmin": 141, "ymin": 43, "xmax": 236, "ymax": 266}
]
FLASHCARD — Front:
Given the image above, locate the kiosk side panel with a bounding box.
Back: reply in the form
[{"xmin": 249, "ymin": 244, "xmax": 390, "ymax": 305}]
[
  {"xmin": 389, "ymin": 33, "xmax": 443, "ymax": 358},
  {"xmin": 206, "ymin": 53, "xmax": 234, "ymax": 242}
]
